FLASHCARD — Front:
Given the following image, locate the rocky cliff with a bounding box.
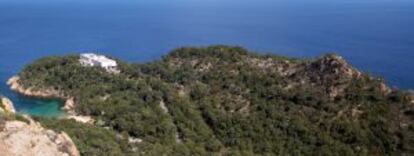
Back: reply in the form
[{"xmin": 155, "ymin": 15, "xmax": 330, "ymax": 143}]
[
  {"xmin": 0, "ymin": 117, "xmax": 79, "ymax": 156},
  {"xmin": 0, "ymin": 93, "xmax": 80, "ymax": 156}
]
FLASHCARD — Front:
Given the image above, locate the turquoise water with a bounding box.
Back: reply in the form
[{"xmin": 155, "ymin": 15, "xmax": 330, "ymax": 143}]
[
  {"xmin": 3, "ymin": 93, "xmax": 66, "ymax": 118},
  {"xmin": 0, "ymin": 0, "xmax": 413, "ymax": 117},
  {"xmin": 18, "ymin": 99, "xmax": 65, "ymax": 118}
]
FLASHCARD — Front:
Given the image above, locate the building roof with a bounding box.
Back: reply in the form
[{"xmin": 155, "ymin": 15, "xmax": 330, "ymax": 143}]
[{"xmin": 80, "ymin": 53, "xmax": 117, "ymax": 66}]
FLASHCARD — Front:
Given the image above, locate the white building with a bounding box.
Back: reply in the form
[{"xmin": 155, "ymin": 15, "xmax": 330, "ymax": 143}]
[{"xmin": 79, "ymin": 53, "xmax": 118, "ymax": 72}]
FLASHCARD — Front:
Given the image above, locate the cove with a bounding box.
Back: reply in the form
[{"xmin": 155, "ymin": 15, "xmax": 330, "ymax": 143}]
[
  {"xmin": 15, "ymin": 97, "xmax": 66, "ymax": 118},
  {"xmin": 1, "ymin": 83, "xmax": 65, "ymax": 118}
]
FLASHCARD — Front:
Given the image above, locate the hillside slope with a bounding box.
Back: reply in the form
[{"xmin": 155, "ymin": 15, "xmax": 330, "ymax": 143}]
[{"xmin": 11, "ymin": 46, "xmax": 414, "ymax": 155}]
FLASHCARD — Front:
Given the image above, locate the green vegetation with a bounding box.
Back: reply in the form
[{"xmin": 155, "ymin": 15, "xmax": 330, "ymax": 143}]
[
  {"xmin": 0, "ymin": 96, "xmax": 4, "ymax": 110},
  {"xmin": 16, "ymin": 46, "xmax": 414, "ymax": 155},
  {"xmin": 34, "ymin": 117, "xmax": 127, "ymax": 156},
  {"xmin": 0, "ymin": 113, "xmax": 30, "ymax": 124}
]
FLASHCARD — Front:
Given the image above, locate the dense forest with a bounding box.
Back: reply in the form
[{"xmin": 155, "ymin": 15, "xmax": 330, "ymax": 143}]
[{"xmin": 15, "ymin": 46, "xmax": 414, "ymax": 155}]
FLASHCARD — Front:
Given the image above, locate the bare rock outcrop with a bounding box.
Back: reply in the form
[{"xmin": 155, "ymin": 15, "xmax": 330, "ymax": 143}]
[
  {"xmin": 287, "ymin": 54, "xmax": 362, "ymax": 98},
  {"xmin": 0, "ymin": 117, "xmax": 80, "ymax": 156},
  {"xmin": 66, "ymin": 115, "xmax": 95, "ymax": 125},
  {"xmin": 1, "ymin": 96, "xmax": 15, "ymax": 113},
  {"xmin": 62, "ymin": 97, "xmax": 76, "ymax": 114},
  {"xmin": 304, "ymin": 54, "xmax": 361, "ymax": 84}
]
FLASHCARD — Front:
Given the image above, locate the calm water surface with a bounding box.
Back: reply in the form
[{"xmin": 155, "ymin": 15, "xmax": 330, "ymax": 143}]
[{"xmin": 0, "ymin": 0, "xmax": 413, "ymax": 117}]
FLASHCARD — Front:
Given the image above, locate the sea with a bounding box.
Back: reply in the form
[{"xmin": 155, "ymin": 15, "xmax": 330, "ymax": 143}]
[{"xmin": 0, "ymin": 0, "xmax": 413, "ymax": 117}]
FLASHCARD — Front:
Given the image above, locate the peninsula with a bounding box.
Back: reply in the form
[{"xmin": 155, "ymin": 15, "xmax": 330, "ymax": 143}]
[{"xmin": 7, "ymin": 46, "xmax": 414, "ymax": 155}]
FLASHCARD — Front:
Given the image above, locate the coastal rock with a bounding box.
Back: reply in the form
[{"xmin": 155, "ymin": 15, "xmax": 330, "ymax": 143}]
[
  {"xmin": 1, "ymin": 96, "xmax": 15, "ymax": 113},
  {"xmin": 0, "ymin": 118, "xmax": 80, "ymax": 156}
]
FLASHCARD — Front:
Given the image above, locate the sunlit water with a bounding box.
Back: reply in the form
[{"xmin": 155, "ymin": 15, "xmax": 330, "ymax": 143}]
[{"xmin": 0, "ymin": 0, "xmax": 413, "ymax": 117}]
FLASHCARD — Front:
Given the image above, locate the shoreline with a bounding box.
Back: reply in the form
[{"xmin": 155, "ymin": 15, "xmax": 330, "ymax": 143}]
[{"xmin": 6, "ymin": 76, "xmax": 94, "ymax": 124}]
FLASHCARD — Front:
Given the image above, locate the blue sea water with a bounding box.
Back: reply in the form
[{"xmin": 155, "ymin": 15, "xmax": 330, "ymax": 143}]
[{"xmin": 0, "ymin": 0, "xmax": 413, "ymax": 117}]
